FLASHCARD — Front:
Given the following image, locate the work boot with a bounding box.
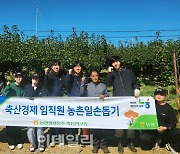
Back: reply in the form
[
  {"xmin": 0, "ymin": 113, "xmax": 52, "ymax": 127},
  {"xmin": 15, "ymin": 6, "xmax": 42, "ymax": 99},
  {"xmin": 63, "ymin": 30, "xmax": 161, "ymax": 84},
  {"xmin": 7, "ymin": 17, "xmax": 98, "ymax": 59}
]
[
  {"xmin": 92, "ymin": 146, "xmax": 99, "ymax": 153},
  {"xmin": 118, "ymin": 141, "xmax": 124, "ymax": 154},
  {"xmin": 127, "ymin": 141, "xmax": 137, "ymax": 152},
  {"xmin": 101, "ymin": 146, "xmax": 110, "ymax": 153},
  {"xmin": 100, "ymin": 139, "xmax": 110, "ymax": 154}
]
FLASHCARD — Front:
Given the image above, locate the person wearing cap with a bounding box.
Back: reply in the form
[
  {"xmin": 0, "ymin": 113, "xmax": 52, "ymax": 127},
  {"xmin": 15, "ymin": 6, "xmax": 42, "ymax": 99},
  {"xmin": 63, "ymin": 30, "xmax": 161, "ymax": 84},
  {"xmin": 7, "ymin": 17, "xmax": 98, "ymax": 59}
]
[
  {"xmin": 2, "ymin": 72, "xmax": 24, "ymax": 96},
  {"xmin": 44, "ymin": 59, "xmax": 66, "ymax": 147},
  {"xmin": 24, "ymin": 73, "xmax": 47, "ymax": 152},
  {"xmin": 139, "ymin": 88, "xmax": 180, "ymax": 153},
  {"xmin": 106, "ymin": 56, "xmax": 140, "ymax": 153},
  {"xmin": 2, "ymin": 72, "xmax": 25, "ymax": 150},
  {"xmin": 65, "ymin": 61, "xmax": 89, "ymax": 143}
]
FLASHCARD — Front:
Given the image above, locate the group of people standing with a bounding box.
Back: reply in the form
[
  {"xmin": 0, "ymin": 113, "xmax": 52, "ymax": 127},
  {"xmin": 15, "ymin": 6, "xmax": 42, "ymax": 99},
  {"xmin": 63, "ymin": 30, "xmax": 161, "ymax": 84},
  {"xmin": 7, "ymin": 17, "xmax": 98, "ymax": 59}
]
[{"xmin": 0, "ymin": 56, "xmax": 180, "ymax": 153}]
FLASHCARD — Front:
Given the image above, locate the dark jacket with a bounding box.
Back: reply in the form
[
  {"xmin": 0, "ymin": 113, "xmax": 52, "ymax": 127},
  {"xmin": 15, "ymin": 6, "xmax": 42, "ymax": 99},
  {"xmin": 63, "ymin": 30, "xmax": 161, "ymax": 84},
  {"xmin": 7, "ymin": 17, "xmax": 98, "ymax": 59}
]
[
  {"xmin": 106, "ymin": 68, "xmax": 140, "ymax": 96},
  {"xmin": 44, "ymin": 72, "xmax": 65, "ymax": 96},
  {"xmin": 65, "ymin": 72, "xmax": 88, "ymax": 96},
  {"xmin": 155, "ymin": 101, "xmax": 177, "ymax": 130},
  {"xmin": 24, "ymin": 84, "xmax": 47, "ymax": 97}
]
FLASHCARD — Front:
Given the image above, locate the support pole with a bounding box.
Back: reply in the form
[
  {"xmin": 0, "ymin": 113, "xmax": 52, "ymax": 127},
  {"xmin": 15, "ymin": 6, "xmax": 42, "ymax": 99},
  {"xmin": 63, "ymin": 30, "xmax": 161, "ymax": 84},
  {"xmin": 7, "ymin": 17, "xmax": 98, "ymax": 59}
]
[
  {"xmin": 36, "ymin": 6, "xmax": 38, "ymax": 38},
  {"xmin": 173, "ymin": 51, "xmax": 180, "ymax": 125}
]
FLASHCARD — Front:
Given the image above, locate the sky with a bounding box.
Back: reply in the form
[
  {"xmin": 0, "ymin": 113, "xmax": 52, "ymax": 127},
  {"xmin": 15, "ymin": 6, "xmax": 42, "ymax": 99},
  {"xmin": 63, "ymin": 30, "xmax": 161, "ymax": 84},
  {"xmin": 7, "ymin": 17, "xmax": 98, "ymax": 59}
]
[{"xmin": 0, "ymin": 0, "xmax": 180, "ymax": 46}]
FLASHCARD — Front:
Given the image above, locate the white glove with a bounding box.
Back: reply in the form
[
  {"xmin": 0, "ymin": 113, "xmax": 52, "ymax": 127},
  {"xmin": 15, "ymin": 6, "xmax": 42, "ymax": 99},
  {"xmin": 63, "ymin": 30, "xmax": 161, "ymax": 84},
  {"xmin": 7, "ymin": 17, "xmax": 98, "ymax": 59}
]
[
  {"xmin": 134, "ymin": 89, "xmax": 140, "ymax": 97},
  {"xmin": 108, "ymin": 67, "xmax": 113, "ymax": 72}
]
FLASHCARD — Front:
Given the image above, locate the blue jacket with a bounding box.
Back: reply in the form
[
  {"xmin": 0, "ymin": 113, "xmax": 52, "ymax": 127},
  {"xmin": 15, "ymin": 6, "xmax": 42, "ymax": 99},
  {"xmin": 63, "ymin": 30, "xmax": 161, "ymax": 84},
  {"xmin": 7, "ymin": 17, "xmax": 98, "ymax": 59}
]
[
  {"xmin": 65, "ymin": 72, "xmax": 88, "ymax": 96},
  {"xmin": 44, "ymin": 72, "xmax": 65, "ymax": 96},
  {"xmin": 24, "ymin": 84, "xmax": 47, "ymax": 97}
]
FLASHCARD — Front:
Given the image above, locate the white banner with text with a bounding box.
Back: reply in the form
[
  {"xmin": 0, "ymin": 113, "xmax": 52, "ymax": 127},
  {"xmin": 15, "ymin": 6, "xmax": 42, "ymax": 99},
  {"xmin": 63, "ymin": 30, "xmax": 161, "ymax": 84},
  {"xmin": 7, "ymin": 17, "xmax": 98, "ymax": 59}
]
[{"xmin": 0, "ymin": 96, "xmax": 158, "ymax": 129}]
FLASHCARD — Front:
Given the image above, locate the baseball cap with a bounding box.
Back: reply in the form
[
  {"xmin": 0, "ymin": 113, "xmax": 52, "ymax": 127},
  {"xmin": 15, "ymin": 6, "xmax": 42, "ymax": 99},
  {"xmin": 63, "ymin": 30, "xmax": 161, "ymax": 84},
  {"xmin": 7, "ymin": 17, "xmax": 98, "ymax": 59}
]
[
  {"xmin": 15, "ymin": 72, "xmax": 23, "ymax": 78},
  {"xmin": 154, "ymin": 88, "xmax": 168, "ymax": 96},
  {"xmin": 31, "ymin": 73, "xmax": 39, "ymax": 79}
]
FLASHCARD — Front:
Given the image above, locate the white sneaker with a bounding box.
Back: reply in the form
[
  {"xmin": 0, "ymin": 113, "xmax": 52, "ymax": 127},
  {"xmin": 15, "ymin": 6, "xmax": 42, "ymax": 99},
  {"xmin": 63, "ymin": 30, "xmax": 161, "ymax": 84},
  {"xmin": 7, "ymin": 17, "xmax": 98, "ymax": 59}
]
[
  {"xmin": 50, "ymin": 142, "xmax": 55, "ymax": 147},
  {"xmin": 70, "ymin": 143, "xmax": 77, "ymax": 147},
  {"xmin": 154, "ymin": 142, "xmax": 160, "ymax": 150},
  {"xmin": 80, "ymin": 144, "xmax": 86, "ymax": 147},
  {"xmin": 17, "ymin": 143, "xmax": 23, "ymax": 149},
  {"xmin": 29, "ymin": 145, "xmax": 35, "ymax": 152},
  {"xmin": 166, "ymin": 143, "xmax": 178, "ymax": 154},
  {"xmin": 59, "ymin": 142, "xmax": 64, "ymax": 146},
  {"xmin": 39, "ymin": 147, "xmax": 45, "ymax": 152},
  {"xmin": 9, "ymin": 145, "xmax": 15, "ymax": 150}
]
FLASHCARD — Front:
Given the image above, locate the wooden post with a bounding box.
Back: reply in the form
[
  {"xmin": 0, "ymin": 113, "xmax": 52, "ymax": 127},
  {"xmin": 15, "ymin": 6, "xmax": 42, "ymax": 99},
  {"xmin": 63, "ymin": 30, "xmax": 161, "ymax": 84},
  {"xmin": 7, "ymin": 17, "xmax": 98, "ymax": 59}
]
[{"xmin": 173, "ymin": 51, "xmax": 180, "ymax": 125}]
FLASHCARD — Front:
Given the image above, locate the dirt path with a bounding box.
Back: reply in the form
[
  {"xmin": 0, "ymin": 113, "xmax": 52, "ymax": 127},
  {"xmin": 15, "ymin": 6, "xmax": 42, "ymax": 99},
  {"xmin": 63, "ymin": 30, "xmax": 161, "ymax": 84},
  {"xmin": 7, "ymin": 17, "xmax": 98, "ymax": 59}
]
[
  {"xmin": 0, "ymin": 126, "xmax": 175, "ymax": 154},
  {"xmin": 0, "ymin": 143, "xmax": 171, "ymax": 154}
]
